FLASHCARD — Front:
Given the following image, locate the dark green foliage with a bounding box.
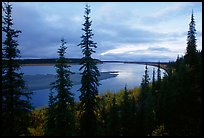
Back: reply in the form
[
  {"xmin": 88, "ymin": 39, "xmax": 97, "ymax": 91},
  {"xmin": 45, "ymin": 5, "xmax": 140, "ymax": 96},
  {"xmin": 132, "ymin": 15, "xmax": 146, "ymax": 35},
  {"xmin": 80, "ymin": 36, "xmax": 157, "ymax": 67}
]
[
  {"xmin": 122, "ymin": 85, "xmax": 129, "ymax": 112},
  {"xmin": 45, "ymin": 91, "xmax": 56, "ymax": 135},
  {"xmin": 96, "ymin": 88, "xmax": 140, "ymax": 136},
  {"xmin": 97, "ymin": 96, "xmax": 108, "ymax": 135},
  {"xmin": 97, "ymin": 93, "xmax": 120, "ymax": 136},
  {"xmin": 184, "ymin": 11, "xmax": 201, "ymax": 100},
  {"xmin": 45, "ymin": 39, "xmax": 75, "ymax": 136},
  {"xmin": 78, "ymin": 4, "xmax": 100, "ymax": 136},
  {"xmin": 152, "ymin": 68, "xmax": 156, "ymax": 93},
  {"xmin": 140, "ymin": 65, "xmax": 150, "ymax": 104},
  {"xmin": 138, "ymin": 65, "xmax": 157, "ymax": 135},
  {"xmin": 157, "ymin": 62, "xmax": 161, "ymax": 81},
  {"xmin": 2, "ymin": 4, "xmax": 200, "ymax": 136},
  {"xmin": 108, "ymin": 94, "xmax": 120, "ymax": 136},
  {"xmin": 10, "ymin": 58, "xmax": 102, "ymax": 65},
  {"xmin": 156, "ymin": 61, "xmax": 161, "ymax": 90},
  {"xmin": 185, "ymin": 11, "xmax": 198, "ymax": 68},
  {"xmin": 120, "ymin": 84, "xmax": 131, "ymax": 135},
  {"xmin": 141, "ymin": 64, "xmax": 150, "ymax": 90},
  {"xmin": 2, "ymin": 2, "xmax": 33, "ymax": 136},
  {"xmin": 156, "ymin": 58, "xmax": 201, "ymax": 135},
  {"xmin": 155, "ymin": 12, "xmax": 202, "ymax": 136}
]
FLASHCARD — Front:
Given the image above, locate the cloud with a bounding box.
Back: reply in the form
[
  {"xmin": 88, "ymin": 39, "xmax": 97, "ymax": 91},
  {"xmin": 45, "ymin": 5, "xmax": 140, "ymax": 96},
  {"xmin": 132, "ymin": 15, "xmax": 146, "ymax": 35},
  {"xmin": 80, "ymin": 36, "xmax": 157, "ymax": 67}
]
[
  {"xmin": 6, "ymin": 2, "xmax": 201, "ymax": 62},
  {"xmin": 99, "ymin": 52, "xmax": 173, "ymax": 62},
  {"xmin": 100, "ymin": 44, "xmax": 148, "ymax": 56},
  {"xmin": 149, "ymin": 2, "xmax": 192, "ymax": 18},
  {"xmin": 148, "ymin": 47, "xmax": 171, "ymax": 52},
  {"xmin": 94, "ymin": 22, "xmax": 173, "ymax": 50},
  {"xmin": 99, "ymin": 40, "xmax": 187, "ymax": 62},
  {"xmin": 11, "ymin": 3, "xmax": 83, "ymax": 58},
  {"xmin": 100, "ymin": 44, "xmax": 171, "ymax": 57}
]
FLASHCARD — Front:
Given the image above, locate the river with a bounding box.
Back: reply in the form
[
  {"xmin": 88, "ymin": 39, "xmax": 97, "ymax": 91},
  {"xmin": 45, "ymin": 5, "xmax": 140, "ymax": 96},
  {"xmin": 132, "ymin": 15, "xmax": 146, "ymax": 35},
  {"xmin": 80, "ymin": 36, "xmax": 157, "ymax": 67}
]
[{"xmin": 21, "ymin": 63, "xmax": 164, "ymax": 108}]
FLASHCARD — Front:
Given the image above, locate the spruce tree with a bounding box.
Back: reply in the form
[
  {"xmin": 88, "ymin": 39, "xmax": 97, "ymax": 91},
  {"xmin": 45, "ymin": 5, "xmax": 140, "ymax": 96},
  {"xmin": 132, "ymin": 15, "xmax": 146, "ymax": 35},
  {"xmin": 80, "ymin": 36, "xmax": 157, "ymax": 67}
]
[
  {"xmin": 156, "ymin": 62, "xmax": 161, "ymax": 90},
  {"xmin": 184, "ymin": 11, "xmax": 200, "ymax": 88},
  {"xmin": 154, "ymin": 11, "xmax": 201, "ymax": 136},
  {"xmin": 138, "ymin": 64, "xmax": 151, "ymax": 135},
  {"xmin": 46, "ymin": 39, "xmax": 75, "ymax": 136},
  {"xmin": 141, "ymin": 65, "xmax": 150, "ymax": 90},
  {"xmin": 2, "ymin": 2, "xmax": 33, "ymax": 136},
  {"xmin": 152, "ymin": 68, "xmax": 156, "ymax": 93},
  {"xmin": 185, "ymin": 10, "xmax": 198, "ymax": 68},
  {"xmin": 45, "ymin": 91, "xmax": 56, "ymax": 135},
  {"xmin": 140, "ymin": 65, "xmax": 150, "ymax": 104},
  {"xmin": 157, "ymin": 62, "xmax": 161, "ymax": 82},
  {"xmin": 78, "ymin": 4, "xmax": 100, "ymax": 136},
  {"xmin": 184, "ymin": 11, "xmax": 201, "ymax": 135},
  {"xmin": 122, "ymin": 84, "xmax": 129, "ymax": 110},
  {"xmin": 108, "ymin": 94, "xmax": 120, "ymax": 136},
  {"xmin": 121, "ymin": 84, "xmax": 131, "ymax": 135}
]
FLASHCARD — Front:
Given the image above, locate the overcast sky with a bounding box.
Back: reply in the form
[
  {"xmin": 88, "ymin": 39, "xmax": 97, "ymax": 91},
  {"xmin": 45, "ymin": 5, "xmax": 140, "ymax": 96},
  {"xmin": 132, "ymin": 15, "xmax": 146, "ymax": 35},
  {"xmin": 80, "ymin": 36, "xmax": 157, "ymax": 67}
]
[{"xmin": 8, "ymin": 2, "xmax": 202, "ymax": 62}]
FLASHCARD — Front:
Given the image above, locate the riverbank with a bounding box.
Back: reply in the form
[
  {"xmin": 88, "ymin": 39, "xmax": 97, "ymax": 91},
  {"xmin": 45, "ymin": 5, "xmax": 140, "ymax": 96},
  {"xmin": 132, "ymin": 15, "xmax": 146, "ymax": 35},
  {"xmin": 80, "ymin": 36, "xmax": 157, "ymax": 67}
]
[{"xmin": 24, "ymin": 71, "xmax": 119, "ymax": 91}]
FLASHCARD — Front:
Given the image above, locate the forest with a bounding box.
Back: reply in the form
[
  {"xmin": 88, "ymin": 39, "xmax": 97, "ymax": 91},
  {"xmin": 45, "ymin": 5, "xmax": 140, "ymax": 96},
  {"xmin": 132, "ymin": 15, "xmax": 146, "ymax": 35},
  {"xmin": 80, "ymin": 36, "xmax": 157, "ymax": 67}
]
[
  {"xmin": 1, "ymin": 2, "xmax": 202, "ymax": 136},
  {"xmin": 2, "ymin": 58, "xmax": 102, "ymax": 65}
]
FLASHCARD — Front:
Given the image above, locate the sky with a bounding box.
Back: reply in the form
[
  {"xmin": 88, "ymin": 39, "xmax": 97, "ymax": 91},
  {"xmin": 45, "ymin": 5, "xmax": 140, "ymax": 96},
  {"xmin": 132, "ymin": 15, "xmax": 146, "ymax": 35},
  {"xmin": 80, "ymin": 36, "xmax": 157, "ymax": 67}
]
[{"xmin": 4, "ymin": 2, "xmax": 202, "ymax": 62}]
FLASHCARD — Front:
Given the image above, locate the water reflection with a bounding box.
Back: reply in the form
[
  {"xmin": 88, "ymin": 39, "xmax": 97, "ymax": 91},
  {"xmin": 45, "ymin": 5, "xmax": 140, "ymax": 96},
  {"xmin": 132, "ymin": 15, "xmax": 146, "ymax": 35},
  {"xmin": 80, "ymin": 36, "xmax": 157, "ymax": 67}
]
[{"xmin": 22, "ymin": 63, "xmax": 165, "ymax": 108}]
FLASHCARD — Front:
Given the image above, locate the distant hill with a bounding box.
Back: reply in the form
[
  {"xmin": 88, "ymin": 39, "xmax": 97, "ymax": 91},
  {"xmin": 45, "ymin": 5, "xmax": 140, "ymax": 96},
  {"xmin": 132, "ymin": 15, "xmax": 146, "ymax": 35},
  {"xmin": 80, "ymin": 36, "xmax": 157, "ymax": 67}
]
[{"xmin": 2, "ymin": 58, "xmax": 102, "ymax": 65}]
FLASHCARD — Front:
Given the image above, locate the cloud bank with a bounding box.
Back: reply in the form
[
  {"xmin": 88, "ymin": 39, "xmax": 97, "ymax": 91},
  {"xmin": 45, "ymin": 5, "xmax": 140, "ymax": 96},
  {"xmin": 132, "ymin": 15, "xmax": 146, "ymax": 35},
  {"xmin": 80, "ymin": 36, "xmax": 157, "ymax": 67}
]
[{"xmin": 6, "ymin": 2, "xmax": 202, "ymax": 62}]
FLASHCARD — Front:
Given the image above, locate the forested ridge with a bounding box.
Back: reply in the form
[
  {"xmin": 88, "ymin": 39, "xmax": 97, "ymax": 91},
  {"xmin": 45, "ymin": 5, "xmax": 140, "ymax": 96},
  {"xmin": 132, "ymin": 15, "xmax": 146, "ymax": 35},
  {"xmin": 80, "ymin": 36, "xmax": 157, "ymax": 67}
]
[
  {"xmin": 2, "ymin": 58, "xmax": 102, "ymax": 65},
  {"xmin": 1, "ymin": 2, "xmax": 202, "ymax": 136}
]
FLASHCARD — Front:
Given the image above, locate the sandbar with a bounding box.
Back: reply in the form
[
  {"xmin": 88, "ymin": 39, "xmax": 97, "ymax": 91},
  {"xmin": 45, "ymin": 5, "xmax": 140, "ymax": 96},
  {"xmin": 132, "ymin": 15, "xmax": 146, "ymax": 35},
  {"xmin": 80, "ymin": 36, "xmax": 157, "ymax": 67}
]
[{"xmin": 24, "ymin": 71, "xmax": 119, "ymax": 91}]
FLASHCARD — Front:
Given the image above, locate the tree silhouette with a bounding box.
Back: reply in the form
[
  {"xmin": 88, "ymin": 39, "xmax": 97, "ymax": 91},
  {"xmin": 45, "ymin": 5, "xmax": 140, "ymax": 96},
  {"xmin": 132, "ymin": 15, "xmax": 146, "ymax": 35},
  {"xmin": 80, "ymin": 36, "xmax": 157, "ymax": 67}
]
[
  {"xmin": 2, "ymin": 2, "xmax": 33, "ymax": 136},
  {"xmin": 154, "ymin": 12, "xmax": 202, "ymax": 135},
  {"xmin": 78, "ymin": 4, "xmax": 100, "ymax": 136},
  {"xmin": 45, "ymin": 91, "xmax": 56, "ymax": 135},
  {"xmin": 152, "ymin": 68, "xmax": 156, "ymax": 93},
  {"xmin": 46, "ymin": 39, "xmax": 75, "ymax": 136},
  {"xmin": 141, "ymin": 65, "xmax": 150, "ymax": 90},
  {"xmin": 120, "ymin": 84, "xmax": 131, "ymax": 135},
  {"xmin": 137, "ymin": 65, "xmax": 151, "ymax": 135},
  {"xmin": 156, "ymin": 62, "xmax": 161, "ymax": 90},
  {"xmin": 185, "ymin": 10, "xmax": 198, "ymax": 68},
  {"xmin": 108, "ymin": 94, "xmax": 120, "ymax": 136}
]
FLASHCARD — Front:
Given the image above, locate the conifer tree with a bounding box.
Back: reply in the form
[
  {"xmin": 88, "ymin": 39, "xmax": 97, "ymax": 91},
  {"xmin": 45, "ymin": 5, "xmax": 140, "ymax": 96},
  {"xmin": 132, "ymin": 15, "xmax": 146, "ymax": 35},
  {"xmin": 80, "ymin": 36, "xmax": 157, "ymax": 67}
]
[
  {"xmin": 141, "ymin": 65, "xmax": 150, "ymax": 90},
  {"xmin": 99, "ymin": 96, "xmax": 108, "ymax": 135},
  {"xmin": 152, "ymin": 68, "xmax": 156, "ymax": 93},
  {"xmin": 140, "ymin": 65, "xmax": 150, "ymax": 105},
  {"xmin": 78, "ymin": 4, "xmax": 100, "ymax": 136},
  {"xmin": 156, "ymin": 62, "xmax": 161, "ymax": 90},
  {"xmin": 2, "ymin": 2, "xmax": 33, "ymax": 136},
  {"xmin": 108, "ymin": 94, "xmax": 120, "ymax": 136},
  {"xmin": 45, "ymin": 91, "xmax": 56, "ymax": 136},
  {"xmin": 46, "ymin": 39, "xmax": 75, "ymax": 136},
  {"xmin": 154, "ymin": 11, "xmax": 202, "ymax": 136},
  {"xmin": 122, "ymin": 84, "xmax": 129, "ymax": 111},
  {"xmin": 157, "ymin": 62, "xmax": 161, "ymax": 82},
  {"xmin": 184, "ymin": 11, "xmax": 200, "ymax": 88},
  {"xmin": 138, "ymin": 64, "xmax": 151, "ymax": 135},
  {"xmin": 121, "ymin": 84, "xmax": 132, "ymax": 135},
  {"xmin": 1, "ymin": 2, "xmax": 32, "ymax": 136},
  {"xmin": 185, "ymin": 10, "xmax": 198, "ymax": 68}
]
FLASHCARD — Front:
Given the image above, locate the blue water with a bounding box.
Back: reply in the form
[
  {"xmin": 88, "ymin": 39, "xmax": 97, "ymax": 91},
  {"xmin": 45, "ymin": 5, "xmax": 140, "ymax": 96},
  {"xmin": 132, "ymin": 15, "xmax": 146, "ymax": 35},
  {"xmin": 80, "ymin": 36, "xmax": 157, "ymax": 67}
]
[{"xmin": 21, "ymin": 63, "xmax": 164, "ymax": 108}]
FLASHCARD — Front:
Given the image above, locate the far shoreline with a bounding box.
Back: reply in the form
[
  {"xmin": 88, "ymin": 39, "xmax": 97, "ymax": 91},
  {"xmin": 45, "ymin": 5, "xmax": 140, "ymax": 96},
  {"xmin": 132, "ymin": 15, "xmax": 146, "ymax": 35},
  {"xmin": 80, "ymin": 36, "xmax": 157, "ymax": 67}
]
[
  {"xmin": 21, "ymin": 62, "xmax": 104, "ymax": 66},
  {"xmin": 22, "ymin": 63, "xmax": 80, "ymax": 66},
  {"xmin": 22, "ymin": 63, "xmax": 55, "ymax": 66}
]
